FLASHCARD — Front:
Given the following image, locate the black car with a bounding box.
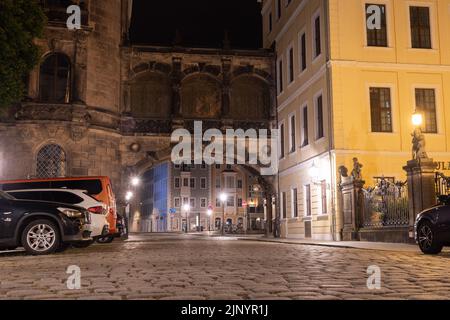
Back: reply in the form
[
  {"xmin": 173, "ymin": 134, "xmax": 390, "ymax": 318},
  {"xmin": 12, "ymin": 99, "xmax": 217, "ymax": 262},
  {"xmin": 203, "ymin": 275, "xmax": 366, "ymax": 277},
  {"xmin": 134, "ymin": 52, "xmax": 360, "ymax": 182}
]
[
  {"xmin": 0, "ymin": 191, "xmax": 92, "ymax": 255},
  {"xmin": 415, "ymin": 196, "xmax": 450, "ymax": 254}
]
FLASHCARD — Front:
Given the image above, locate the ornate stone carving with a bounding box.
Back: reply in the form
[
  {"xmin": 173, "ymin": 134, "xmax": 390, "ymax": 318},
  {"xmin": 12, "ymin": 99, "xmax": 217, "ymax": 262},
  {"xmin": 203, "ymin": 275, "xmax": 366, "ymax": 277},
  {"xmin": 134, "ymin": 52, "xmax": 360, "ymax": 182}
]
[
  {"xmin": 351, "ymin": 158, "xmax": 363, "ymax": 181},
  {"xmin": 121, "ymin": 119, "xmax": 172, "ymax": 134},
  {"xmin": 71, "ymin": 125, "xmax": 88, "ymax": 142},
  {"xmin": 19, "ymin": 127, "xmax": 33, "ymax": 140},
  {"xmin": 15, "ymin": 104, "xmax": 73, "ymax": 121}
]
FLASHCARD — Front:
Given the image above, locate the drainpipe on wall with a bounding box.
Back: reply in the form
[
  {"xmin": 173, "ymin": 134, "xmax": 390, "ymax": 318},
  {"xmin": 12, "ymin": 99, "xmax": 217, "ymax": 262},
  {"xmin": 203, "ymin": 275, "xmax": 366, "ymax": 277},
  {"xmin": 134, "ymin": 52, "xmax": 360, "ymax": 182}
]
[
  {"xmin": 272, "ymin": 41, "xmax": 281, "ymax": 239},
  {"xmin": 324, "ymin": 0, "xmax": 337, "ymax": 241}
]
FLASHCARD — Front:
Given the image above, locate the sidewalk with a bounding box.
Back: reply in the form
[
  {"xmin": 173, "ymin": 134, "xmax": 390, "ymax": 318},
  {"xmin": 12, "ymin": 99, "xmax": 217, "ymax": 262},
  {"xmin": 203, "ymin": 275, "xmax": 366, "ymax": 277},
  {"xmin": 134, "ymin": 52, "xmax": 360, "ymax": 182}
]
[
  {"xmin": 126, "ymin": 232, "xmax": 425, "ymax": 253},
  {"xmin": 187, "ymin": 232, "xmax": 422, "ymax": 253}
]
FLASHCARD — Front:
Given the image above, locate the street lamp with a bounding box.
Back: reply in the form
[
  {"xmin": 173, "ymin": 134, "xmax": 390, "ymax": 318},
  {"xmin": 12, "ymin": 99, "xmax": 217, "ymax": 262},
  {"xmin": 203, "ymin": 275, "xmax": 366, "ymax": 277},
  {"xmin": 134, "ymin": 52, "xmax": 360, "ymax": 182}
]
[
  {"xmin": 219, "ymin": 193, "xmax": 227, "ymax": 235},
  {"xmin": 183, "ymin": 203, "xmax": 190, "ymax": 233},
  {"xmin": 412, "ymin": 111, "xmax": 423, "ymax": 128},
  {"xmin": 131, "ymin": 177, "xmax": 140, "ymax": 187},
  {"xmin": 125, "ymin": 191, "xmax": 133, "ymax": 202}
]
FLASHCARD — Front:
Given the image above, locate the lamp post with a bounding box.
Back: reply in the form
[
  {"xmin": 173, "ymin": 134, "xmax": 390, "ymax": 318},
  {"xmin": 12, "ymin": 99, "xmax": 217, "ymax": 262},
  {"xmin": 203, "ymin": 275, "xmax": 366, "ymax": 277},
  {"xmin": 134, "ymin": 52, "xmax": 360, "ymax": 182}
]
[
  {"xmin": 183, "ymin": 203, "xmax": 190, "ymax": 233},
  {"xmin": 207, "ymin": 208, "xmax": 212, "ymax": 232},
  {"xmin": 219, "ymin": 193, "xmax": 227, "ymax": 236},
  {"xmin": 412, "ymin": 111, "xmax": 423, "ymax": 128}
]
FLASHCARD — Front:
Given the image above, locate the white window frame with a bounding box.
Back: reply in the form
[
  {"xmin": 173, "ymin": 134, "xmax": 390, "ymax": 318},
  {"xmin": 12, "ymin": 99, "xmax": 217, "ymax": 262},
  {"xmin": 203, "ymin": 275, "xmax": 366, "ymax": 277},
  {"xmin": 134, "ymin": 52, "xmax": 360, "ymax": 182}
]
[
  {"xmin": 174, "ymin": 197, "xmax": 181, "ymax": 208},
  {"xmin": 200, "ymin": 198, "xmax": 207, "ymax": 208},
  {"xmin": 276, "ymin": 57, "xmax": 284, "ymax": 95},
  {"xmin": 288, "ymin": 111, "xmax": 297, "ymax": 154},
  {"xmin": 300, "ymin": 103, "xmax": 309, "ymax": 148},
  {"xmin": 304, "ymin": 184, "xmax": 312, "ymax": 217},
  {"xmin": 406, "ymin": 2, "xmax": 436, "ymax": 50},
  {"xmin": 298, "ymin": 28, "xmax": 307, "ymax": 74},
  {"xmin": 226, "ymin": 195, "xmax": 235, "ymax": 208},
  {"xmin": 276, "ymin": 0, "xmax": 282, "ymax": 20},
  {"xmin": 362, "ymin": 1, "xmax": 391, "ymax": 48},
  {"xmin": 278, "ymin": 120, "xmax": 286, "ymax": 159},
  {"xmin": 190, "ymin": 197, "xmax": 196, "ymax": 209},
  {"xmin": 190, "ymin": 177, "xmax": 196, "ymax": 189},
  {"xmin": 200, "ymin": 177, "xmax": 207, "ymax": 189},
  {"xmin": 319, "ymin": 180, "xmax": 328, "ymax": 215},
  {"xmin": 291, "ymin": 187, "xmax": 298, "ymax": 218},
  {"xmin": 411, "ymin": 84, "xmax": 441, "ymax": 135},
  {"xmin": 314, "ymin": 90, "xmax": 325, "ymax": 141},
  {"xmin": 174, "ymin": 177, "xmax": 181, "ymax": 189},
  {"xmin": 366, "ymin": 83, "xmax": 397, "ymax": 134},
  {"xmin": 312, "ymin": 9, "xmax": 322, "ymax": 62},
  {"xmin": 286, "ymin": 43, "xmax": 295, "ymax": 85}
]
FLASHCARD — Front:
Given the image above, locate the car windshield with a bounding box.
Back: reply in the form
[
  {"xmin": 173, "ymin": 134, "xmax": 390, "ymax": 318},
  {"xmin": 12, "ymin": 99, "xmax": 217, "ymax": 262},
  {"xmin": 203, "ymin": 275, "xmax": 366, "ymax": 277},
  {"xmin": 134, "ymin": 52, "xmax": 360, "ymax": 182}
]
[{"xmin": 0, "ymin": 190, "xmax": 15, "ymax": 200}]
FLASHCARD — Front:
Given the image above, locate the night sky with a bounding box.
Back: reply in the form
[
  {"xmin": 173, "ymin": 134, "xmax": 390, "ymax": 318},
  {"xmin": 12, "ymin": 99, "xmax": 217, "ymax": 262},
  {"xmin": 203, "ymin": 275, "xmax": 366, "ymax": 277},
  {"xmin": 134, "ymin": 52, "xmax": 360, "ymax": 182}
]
[{"xmin": 130, "ymin": 0, "xmax": 263, "ymax": 49}]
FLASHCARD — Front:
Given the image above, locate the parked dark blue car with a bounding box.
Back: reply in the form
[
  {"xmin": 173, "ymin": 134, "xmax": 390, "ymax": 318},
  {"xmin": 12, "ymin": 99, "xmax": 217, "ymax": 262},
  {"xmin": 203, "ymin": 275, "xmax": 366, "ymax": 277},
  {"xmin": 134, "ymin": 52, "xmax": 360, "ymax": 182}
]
[
  {"xmin": 0, "ymin": 191, "xmax": 92, "ymax": 255},
  {"xmin": 415, "ymin": 196, "xmax": 450, "ymax": 254}
]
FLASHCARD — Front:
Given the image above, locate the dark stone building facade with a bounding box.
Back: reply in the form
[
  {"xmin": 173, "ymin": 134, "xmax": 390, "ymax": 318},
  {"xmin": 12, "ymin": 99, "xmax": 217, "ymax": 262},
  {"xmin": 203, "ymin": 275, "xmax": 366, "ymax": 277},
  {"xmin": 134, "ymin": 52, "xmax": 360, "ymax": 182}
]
[{"xmin": 0, "ymin": 1, "xmax": 276, "ymax": 222}]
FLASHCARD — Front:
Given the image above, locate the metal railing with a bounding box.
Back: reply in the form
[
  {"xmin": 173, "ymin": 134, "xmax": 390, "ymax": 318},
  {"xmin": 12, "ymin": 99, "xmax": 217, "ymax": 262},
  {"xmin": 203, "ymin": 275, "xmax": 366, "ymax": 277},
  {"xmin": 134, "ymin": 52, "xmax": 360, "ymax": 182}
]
[
  {"xmin": 435, "ymin": 172, "xmax": 450, "ymax": 198},
  {"xmin": 360, "ymin": 178, "xmax": 409, "ymax": 228}
]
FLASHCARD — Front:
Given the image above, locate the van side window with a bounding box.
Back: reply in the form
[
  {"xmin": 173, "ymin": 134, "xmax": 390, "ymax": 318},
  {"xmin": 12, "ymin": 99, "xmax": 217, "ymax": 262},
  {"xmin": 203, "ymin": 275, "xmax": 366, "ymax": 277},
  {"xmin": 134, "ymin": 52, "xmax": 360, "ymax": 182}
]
[
  {"xmin": 51, "ymin": 180, "xmax": 102, "ymax": 195},
  {"xmin": 2, "ymin": 182, "xmax": 50, "ymax": 191}
]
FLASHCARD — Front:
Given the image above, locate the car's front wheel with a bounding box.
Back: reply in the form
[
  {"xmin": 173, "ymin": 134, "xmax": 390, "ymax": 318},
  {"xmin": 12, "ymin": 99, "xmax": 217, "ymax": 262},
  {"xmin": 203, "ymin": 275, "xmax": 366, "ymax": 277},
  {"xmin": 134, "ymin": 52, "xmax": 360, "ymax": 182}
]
[
  {"xmin": 21, "ymin": 219, "xmax": 60, "ymax": 255},
  {"xmin": 418, "ymin": 221, "xmax": 443, "ymax": 255}
]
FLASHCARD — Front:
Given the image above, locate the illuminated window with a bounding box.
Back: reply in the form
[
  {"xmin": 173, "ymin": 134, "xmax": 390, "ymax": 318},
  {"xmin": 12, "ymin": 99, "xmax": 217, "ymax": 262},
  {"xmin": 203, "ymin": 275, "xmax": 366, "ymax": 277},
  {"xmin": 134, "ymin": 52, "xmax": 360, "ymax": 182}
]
[{"xmin": 415, "ymin": 88, "xmax": 437, "ymax": 133}]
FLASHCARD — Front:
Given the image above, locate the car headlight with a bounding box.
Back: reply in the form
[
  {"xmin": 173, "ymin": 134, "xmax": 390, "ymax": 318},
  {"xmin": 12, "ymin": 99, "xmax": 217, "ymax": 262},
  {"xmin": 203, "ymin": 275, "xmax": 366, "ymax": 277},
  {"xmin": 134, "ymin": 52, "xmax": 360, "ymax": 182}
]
[{"xmin": 58, "ymin": 207, "xmax": 84, "ymax": 218}]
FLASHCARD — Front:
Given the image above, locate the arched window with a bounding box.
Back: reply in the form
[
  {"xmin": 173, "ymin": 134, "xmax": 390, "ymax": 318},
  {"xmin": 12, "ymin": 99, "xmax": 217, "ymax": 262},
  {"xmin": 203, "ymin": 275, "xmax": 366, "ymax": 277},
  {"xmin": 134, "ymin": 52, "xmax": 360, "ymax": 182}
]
[
  {"xmin": 39, "ymin": 53, "xmax": 71, "ymax": 103},
  {"xmin": 36, "ymin": 144, "xmax": 66, "ymax": 178}
]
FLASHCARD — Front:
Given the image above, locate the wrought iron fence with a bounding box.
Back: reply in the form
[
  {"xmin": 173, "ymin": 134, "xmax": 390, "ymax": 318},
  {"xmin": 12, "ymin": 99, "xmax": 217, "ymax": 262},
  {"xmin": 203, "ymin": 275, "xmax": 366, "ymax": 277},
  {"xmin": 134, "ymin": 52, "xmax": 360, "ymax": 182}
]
[
  {"xmin": 360, "ymin": 178, "xmax": 409, "ymax": 228},
  {"xmin": 435, "ymin": 172, "xmax": 450, "ymax": 198}
]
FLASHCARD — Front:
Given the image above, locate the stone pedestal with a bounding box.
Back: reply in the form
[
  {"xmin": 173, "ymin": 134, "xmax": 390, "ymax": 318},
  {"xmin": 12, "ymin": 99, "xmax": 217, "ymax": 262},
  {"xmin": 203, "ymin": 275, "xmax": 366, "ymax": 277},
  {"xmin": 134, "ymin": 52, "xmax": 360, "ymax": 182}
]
[
  {"xmin": 341, "ymin": 176, "xmax": 365, "ymax": 241},
  {"xmin": 403, "ymin": 158, "xmax": 437, "ymax": 239}
]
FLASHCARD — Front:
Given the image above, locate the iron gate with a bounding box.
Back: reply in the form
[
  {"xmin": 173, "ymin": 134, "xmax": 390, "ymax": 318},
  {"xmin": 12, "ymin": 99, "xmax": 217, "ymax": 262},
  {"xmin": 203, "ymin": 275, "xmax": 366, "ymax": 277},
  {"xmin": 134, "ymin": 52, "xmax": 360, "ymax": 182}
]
[
  {"xmin": 435, "ymin": 172, "xmax": 450, "ymax": 198},
  {"xmin": 360, "ymin": 178, "xmax": 409, "ymax": 228}
]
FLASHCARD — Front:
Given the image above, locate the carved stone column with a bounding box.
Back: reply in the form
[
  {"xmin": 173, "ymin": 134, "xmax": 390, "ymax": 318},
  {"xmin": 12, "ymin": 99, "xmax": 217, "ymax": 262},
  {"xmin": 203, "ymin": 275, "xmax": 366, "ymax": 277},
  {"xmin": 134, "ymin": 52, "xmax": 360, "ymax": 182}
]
[
  {"xmin": 403, "ymin": 158, "xmax": 437, "ymax": 239},
  {"xmin": 72, "ymin": 30, "xmax": 89, "ymax": 104},
  {"xmin": 269, "ymin": 83, "xmax": 277, "ymax": 120},
  {"xmin": 171, "ymin": 57, "xmax": 182, "ymax": 118},
  {"xmin": 122, "ymin": 81, "xmax": 132, "ymax": 114},
  {"xmin": 221, "ymin": 58, "xmax": 232, "ymax": 118}
]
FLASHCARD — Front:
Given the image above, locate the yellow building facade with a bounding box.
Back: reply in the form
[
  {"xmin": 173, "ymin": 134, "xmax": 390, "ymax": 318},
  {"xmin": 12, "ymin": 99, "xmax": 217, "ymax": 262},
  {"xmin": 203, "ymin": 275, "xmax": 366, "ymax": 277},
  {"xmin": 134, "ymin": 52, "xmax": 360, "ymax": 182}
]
[{"xmin": 262, "ymin": 0, "xmax": 450, "ymax": 240}]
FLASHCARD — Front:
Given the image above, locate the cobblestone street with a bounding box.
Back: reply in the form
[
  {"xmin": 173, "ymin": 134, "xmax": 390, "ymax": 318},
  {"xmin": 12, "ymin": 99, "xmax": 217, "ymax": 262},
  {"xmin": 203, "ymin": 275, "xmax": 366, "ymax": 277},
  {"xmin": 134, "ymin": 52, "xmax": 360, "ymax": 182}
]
[{"xmin": 1, "ymin": 234, "xmax": 450, "ymax": 300}]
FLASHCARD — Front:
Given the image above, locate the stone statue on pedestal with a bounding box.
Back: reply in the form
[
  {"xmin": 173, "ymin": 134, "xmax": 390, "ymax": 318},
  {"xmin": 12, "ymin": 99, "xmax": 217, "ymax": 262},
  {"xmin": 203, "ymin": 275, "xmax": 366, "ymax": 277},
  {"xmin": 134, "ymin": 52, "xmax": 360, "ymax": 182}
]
[
  {"xmin": 412, "ymin": 127, "xmax": 428, "ymax": 160},
  {"xmin": 351, "ymin": 158, "xmax": 363, "ymax": 181}
]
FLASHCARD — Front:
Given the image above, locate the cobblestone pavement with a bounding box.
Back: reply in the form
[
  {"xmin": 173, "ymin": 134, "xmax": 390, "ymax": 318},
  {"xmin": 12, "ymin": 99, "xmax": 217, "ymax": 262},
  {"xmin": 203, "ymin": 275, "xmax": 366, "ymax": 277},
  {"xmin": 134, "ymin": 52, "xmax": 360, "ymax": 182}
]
[{"xmin": 1, "ymin": 234, "xmax": 450, "ymax": 300}]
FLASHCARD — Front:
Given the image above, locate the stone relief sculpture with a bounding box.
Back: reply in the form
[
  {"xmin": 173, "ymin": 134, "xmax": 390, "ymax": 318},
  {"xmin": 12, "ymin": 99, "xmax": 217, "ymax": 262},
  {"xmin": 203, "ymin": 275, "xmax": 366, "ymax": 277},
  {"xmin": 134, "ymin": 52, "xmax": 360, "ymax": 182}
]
[{"xmin": 412, "ymin": 127, "xmax": 428, "ymax": 160}]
